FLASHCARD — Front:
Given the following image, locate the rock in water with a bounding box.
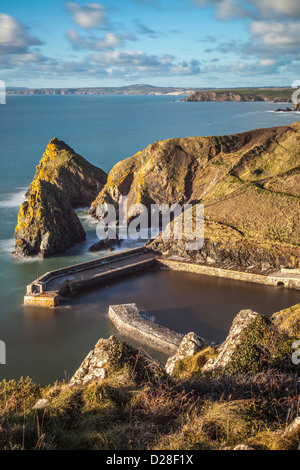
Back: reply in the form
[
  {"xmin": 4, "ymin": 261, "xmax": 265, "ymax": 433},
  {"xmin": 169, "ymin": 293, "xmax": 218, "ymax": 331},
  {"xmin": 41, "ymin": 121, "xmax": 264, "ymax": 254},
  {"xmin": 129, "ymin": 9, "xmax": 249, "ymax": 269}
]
[
  {"xmin": 26, "ymin": 138, "xmax": 107, "ymax": 208},
  {"xmin": 89, "ymin": 234, "xmax": 122, "ymax": 252},
  {"xmin": 14, "ymin": 179, "xmax": 86, "ymax": 258}
]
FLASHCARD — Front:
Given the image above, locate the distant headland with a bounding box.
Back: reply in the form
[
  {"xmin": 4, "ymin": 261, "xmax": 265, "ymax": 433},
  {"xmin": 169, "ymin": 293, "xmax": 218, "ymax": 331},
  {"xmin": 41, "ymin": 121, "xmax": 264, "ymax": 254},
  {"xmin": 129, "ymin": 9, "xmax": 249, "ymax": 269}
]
[{"xmin": 6, "ymin": 84, "xmax": 294, "ymax": 100}]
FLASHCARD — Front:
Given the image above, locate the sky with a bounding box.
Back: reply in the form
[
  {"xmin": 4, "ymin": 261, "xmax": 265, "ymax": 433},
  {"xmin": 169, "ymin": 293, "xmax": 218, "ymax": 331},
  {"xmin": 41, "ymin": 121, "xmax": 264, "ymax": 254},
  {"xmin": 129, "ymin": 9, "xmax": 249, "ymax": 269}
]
[{"xmin": 0, "ymin": 0, "xmax": 299, "ymax": 88}]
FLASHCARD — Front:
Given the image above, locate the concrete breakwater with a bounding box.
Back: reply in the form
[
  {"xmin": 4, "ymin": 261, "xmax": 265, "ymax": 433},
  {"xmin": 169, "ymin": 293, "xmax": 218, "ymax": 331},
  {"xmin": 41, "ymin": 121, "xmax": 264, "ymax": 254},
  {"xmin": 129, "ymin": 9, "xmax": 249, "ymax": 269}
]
[
  {"xmin": 24, "ymin": 247, "xmax": 158, "ymax": 307},
  {"xmin": 108, "ymin": 303, "xmax": 184, "ymax": 355},
  {"xmin": 24, "ymin": 249, "xmax": 300, "ymax": 308}
]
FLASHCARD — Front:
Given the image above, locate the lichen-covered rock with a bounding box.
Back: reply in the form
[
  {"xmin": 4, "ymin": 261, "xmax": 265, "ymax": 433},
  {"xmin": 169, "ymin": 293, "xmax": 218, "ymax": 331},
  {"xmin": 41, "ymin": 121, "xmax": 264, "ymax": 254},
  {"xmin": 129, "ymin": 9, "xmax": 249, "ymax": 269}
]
[
  {"xmin": 165, "ymin": 332, "xmax": 205, "ymax": 375},
  {"xmin": 14, "ymin": 179, "xmax": 86, "ymax": 258},
  {"xmin": 69, "ymin": 335, "xmax": 165, "ymax": 387},
  {"xmin": 202, "ymin": 310, "xmax": 266, "ymax": 373},
  {"xmin": 26, "ymin": 138, "xmax": 107, "ymax": 208}
]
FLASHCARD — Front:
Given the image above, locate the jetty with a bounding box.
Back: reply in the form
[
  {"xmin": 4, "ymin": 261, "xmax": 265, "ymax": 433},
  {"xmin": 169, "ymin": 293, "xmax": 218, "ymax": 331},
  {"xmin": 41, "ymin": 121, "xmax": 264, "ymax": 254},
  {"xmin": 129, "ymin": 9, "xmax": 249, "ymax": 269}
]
[
  {"xmin": 108, "ymin": 303, "xmax": 184, "ymax": 355},
  {"xmin": 24, "ymin": 249, "xmax": 300, "ymax": 308},
  {"xmin": 24, "ymin": 247, "xmax": 158, "ymax": 307}
]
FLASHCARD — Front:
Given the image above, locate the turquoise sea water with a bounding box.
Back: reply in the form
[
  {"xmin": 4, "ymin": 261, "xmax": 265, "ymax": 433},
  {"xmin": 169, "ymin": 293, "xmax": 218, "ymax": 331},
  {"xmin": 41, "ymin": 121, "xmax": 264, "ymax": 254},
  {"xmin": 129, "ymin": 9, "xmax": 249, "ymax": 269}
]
[{"xmin": 0, "ymin": 95, "xmax": 299, "ymax": 383}]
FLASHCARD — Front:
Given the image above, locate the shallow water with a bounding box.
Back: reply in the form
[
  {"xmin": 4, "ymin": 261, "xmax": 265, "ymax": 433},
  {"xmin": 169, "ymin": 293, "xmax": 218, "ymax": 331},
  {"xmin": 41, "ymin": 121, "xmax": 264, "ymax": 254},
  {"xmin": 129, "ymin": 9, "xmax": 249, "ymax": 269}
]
[{"xmin": 0, "ymin": 95, "xmax": 299, "ymax": 384}]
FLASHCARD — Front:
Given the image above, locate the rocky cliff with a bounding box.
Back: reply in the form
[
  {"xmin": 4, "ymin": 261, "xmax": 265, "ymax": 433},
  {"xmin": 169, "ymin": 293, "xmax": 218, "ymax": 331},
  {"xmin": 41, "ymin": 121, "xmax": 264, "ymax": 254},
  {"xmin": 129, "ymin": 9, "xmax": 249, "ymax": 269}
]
[
  {"xmin": 90, "ymin": 122, "xmax": 300, "ymax": 271},
  {"xmin": 26, "ymin": 138, "xmax": 107, "ymax": 208},
  {"xmin": 14, "ymin": 179, "xmax": 86, "ymax": 258},
  {"xmin": 183, "ymin": 90, "xmax": 292, "ymax": 102},
  {"xmin": 183, "ymin": 91, "xmax": 265, "ymax": 102}
]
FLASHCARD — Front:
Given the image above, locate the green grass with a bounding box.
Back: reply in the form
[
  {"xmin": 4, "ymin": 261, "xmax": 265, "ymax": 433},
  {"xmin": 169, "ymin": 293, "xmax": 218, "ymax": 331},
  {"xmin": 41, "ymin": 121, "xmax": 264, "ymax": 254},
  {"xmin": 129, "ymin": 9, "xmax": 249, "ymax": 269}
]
[{"xmin": 0, "ymin": 349, "xmax": 299, "ymax": 450}]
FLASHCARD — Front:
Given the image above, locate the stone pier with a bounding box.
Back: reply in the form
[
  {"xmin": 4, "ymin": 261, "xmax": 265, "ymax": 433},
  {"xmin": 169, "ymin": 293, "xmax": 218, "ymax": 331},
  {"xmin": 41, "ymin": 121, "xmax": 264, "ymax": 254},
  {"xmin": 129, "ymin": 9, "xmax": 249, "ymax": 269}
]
[
  {"xmin": 108, "ymin": 303, "xmax": 184, "ymax": 355},
  {"xmin": 24, "ymin": 247, "xmax": 158, "ymax": 307},
  {"xmin": 24, "ymin": 249, "xmax": 300, "ymax": 308}
]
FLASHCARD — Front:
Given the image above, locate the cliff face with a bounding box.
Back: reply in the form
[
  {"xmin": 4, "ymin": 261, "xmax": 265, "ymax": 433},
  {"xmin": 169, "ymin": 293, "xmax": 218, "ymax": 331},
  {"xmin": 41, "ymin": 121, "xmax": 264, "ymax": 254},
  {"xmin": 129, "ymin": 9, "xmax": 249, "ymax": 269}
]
[
  {"xmin": 26, "ymin": 138, "xmax": 107, "ymax": 208},
  {"xmin": 183, "ymin": 89, "xmax": 294, "ymax": 103},
  {"xmin": 15, "ymin": 180, "xmax": 86, "ymax": 258},
  {"xmin": 183, "ymin": 91, "xmax": 267, "ymax": 102},
  {"xmin": 90, "ymin": 122, "xmax": 300, "ymax": 271}
]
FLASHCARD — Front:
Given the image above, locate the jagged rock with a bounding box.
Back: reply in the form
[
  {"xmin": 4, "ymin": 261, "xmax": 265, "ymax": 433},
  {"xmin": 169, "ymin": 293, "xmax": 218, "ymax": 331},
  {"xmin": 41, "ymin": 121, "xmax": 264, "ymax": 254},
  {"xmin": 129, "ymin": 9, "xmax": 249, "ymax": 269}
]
[
  {"xmin": 165, "ymin": 332, "xmax": 205, "ymax": 375},
  {"xmin": 293, "ymin": 103, "xmax": 300, "ymax": 111},
  {"xmin": 89, "ymin": 234, "xmax": 122, "ymax": 252},
  {"xmin": 69, "ymin": 335, "xmax": 163, "ymax": 387},
  {"xmin": 202, "ymin": 309, "xmax": 266, "ymax": 372},
  {"xmin": 14, "ymin": 179, "xmax": 86, "ymax": 258},
  {"xmin": 275, "ymin": 107, "xmax": 292, "ymax": 112},
  {"xmin": 91, "ymin": 123, "xmax": 300, "ymax": 272},
  {"xmin": 26, "ymin": 138, "xmax": 107, "ymax": 208}
]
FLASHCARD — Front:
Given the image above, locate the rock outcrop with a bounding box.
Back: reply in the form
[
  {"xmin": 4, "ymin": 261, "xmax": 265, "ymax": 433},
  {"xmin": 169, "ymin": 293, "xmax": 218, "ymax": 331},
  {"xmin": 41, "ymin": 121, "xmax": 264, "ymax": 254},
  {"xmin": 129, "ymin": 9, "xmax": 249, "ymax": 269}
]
[
  {"xmin": 202, "ymin": 310, "xmax": 267, "ymax": 372},
  {"xmin": 182, "ymin": 90, "xmax": 292, "ymax": 103},
  {"xmin": 293, "ymin": 103, "xmax": 300, "ymax": 112},
  {"xmin": 271, "ymin": 303, "xmax": 300, "ymax": 336},
  {"xmin": 69, "ymin": 335, "xmax": 164, "ymax": 386},
  {"xmin": 165, "ymin": 332, "xmax": 206, "ymax": 375},
  {"xmin": 26, "ymin": 138, "xmax": 107, "ymax": 208},
  {"xmin": 275, "ymin": 107, "xmax": 292, "ymax": 112},
  {"xmin": 14, "ymin": 179, "xmax": 86, "ymax": 258},
  {"xmin": 89, "ymin": 235, "xmax": 121, "ymax": 252},
  {"xmin": 90, "ymin": 122, "xmax": 300, "ymax": 271},
  {"xmin": 183, "ymin": 91, "xmax": 267, "ymax": 102}
]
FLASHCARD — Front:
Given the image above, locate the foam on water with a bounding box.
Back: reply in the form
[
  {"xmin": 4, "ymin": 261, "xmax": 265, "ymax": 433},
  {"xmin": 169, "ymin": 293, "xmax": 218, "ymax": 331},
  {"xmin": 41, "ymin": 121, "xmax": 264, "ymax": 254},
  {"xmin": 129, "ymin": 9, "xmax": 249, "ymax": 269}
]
[
  {"xmin": 0, "ymin": 238, "xmax": 15, "ymax": 256},
  {"xmin": 0, "ymin": 188, "xmax": 27, "ymax": 208}
]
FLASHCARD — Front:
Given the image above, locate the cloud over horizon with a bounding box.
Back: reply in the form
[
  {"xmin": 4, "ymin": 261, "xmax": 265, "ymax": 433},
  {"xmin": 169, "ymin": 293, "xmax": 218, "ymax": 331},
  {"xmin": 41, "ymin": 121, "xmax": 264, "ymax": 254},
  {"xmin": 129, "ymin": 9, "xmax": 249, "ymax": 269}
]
[{"xmin": 0, "ymin": 0, "xmax": 298, "ymax": 87}]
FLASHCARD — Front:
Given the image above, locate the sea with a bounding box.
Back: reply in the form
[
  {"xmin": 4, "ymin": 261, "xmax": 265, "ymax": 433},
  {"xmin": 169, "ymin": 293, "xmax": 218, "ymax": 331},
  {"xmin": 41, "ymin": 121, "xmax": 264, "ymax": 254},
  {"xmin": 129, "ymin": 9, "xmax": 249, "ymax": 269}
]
[{"xmin": 0, "ymin": 94, "xmax": 299, "ymax": 384}]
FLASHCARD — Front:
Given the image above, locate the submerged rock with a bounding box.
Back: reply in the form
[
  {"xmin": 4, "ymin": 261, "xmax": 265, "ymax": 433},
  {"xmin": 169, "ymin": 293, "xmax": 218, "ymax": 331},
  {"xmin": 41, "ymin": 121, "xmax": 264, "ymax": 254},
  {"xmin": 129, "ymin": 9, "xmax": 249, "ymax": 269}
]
[
  {"xmin": 26, "ymin": 138, "xmax": 107, "ymax": 208},
  {"xmin": 14, "ymin": 179, "xmax": 86, "ymax": 258}
]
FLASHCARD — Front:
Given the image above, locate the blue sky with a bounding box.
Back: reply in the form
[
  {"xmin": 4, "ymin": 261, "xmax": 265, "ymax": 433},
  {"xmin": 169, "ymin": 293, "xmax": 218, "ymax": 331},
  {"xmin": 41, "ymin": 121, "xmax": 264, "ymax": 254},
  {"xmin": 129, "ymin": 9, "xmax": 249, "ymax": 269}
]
[{"xmin": 0, "ymin": 0, "xmax": 299, "ymax": 88}]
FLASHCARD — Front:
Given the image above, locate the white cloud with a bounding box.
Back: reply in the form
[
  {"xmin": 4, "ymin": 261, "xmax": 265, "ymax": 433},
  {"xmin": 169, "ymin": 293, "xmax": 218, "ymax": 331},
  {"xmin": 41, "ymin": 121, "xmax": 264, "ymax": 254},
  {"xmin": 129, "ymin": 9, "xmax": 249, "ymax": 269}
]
[
  {"xmin": 67, "ymin": 30, "xmax": 124, "ymax": 50},
  {"xmin": 251, "ymin": 20, "xmax": 300, "ymax": 51},
  {"xmin": 0, "ymin": 13, "xmax": 42, "ymax": 54},
  {"xmin": 194, "ymin": 0, "xmax": 300, "ymax": 19},
  {"xmin": 251, "ymin": 0, "xmax": 300, "ymax": 18},
  {"xmin": 66, "ymin": 2, "xmax": 106, "ymax": 29}
]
